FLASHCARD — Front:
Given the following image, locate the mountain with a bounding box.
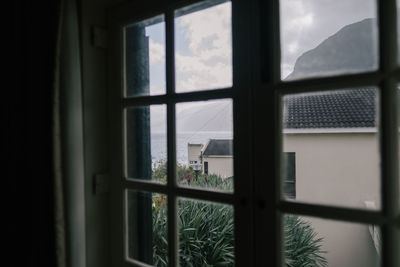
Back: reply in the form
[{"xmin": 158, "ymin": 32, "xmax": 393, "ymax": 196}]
[
  {"xmin": 286, "ymin": 18, "xmax": 378, "ymax": 80},
  {"xmin": 162, "ymin": 17, "xmax": 395, "ymax": 131},
  {"xmin": 150, "ymin": 100, "xmax": 233, "ymax": 132},
  {"xmin": 175, "ymin": 101, "xmax": 233, "ymax": 132},
  {"xmin": 286, "ymin": 17, "xmax": 400, "ymax": 80}
]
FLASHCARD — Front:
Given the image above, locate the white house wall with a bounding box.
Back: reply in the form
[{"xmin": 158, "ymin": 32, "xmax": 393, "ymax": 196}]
[
  {"xmin": 284, "ymin": 132, "xmax": 380, "ymax": 267},
  {"xmin": 203, "ymin": 157, "xmax": 233, "ymax": 178},
  {"xmin": 188, "ymin": 144, "xmax": 202, "ymax": 165}
]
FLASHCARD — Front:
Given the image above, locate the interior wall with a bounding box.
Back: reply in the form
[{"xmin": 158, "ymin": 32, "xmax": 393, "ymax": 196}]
[
  {"xmin": 80, "ymin": 0, "xmax": 108, "ymax": 266},
  {"xmin": 79, "ymin": 0, "xmax": 125, "ymax": 266}
]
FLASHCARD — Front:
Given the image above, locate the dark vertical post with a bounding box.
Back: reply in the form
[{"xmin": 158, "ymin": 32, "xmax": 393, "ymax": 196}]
[
  {"xmin": 378, "ymin": 0, "xmax": 400, "ymax": 266},
  {"xmin": 125, "ymin": 24, "xmax": 153, "ymax": 264},
  {"xmin": 255, "ymin": 0, "xmax": 282, "ymax": 265}
]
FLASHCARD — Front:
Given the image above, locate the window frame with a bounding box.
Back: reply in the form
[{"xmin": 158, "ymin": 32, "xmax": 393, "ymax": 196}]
[
  {"xmin": 254, "ymin": 0, "xmax": 399, "ymax": 266},
  {"xmin": 107, "ymin": 0, "xmax": 400, "ymax": 266},
  {"xmin": 282, "ymin": 152, "xmax": 295, "ymax": 199},
  {"xmin": 108, "ymin": 1, "xmax": 253, "ymax": 266}
]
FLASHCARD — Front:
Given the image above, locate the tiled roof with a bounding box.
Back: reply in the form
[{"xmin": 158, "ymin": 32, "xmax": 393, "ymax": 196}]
[
  {"xmin": 283, "ymin": 88, "xmax": 377, "ymax": 129},
  {"xmin": 203, "ymin": 139, "xmax": 233, "ymax": 156}
]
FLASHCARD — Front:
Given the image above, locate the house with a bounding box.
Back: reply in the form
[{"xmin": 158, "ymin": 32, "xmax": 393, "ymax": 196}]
[
  {"xmin": 187, "ymin": 143, "xmax": 203, "ymax": 167},
  {"xmin": 188, "ymin": 139, "xmax": 233, "ymax": 178},
  {"xmin": 283, "ymin": 88, "xmax": 381, "ymax": 267},
  {"xmin": 188, "ymin": 88, "xmax": 383, "ymax": 266}
]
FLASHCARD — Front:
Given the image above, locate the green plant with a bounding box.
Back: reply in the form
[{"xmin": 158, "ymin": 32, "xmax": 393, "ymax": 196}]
[
  {"xmin": 178, "ymin": 200, "xmax": 234, "ymax": 267},
  {"xmin": 151, "ymin": 163, "xmax": 327, "ymax": 267},
  {"xmin": 152, "ymin": 160, "xmax": 168, "ymax": 183},
  {"xmin": 152, "ymin": 194, "xmax": 168, "ymax": 266},
  {"xmin": 284, "ymin": 215, "xmax": 327, "ymax": 267}
]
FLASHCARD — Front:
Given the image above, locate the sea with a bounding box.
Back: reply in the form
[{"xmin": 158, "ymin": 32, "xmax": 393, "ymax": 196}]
[{"xmin": 151, "ymin": 131, "xmax": 232, "ymax": 166}]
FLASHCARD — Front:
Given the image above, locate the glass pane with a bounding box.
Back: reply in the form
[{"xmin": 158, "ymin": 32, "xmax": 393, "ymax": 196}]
[
  {"xmin": 283, "ymin": 214, "xmax": 380, "ymax": 267},
  {"xmin": 126, "ymin": 190, "xmax": 168, "ymax": 266},
  {"xmin": 174, "ymin": 0, "xmax": 232, "ymax": 92},
  {"xmin": 178, "ymin": 198, "xmax": 234, "ymax": 266},
  {"xmin": 281, "ymin": 88, "xmax": 381, "ymax": 210},
  {"xmin": 280, "ymin": 0, "xmax": 378, "ymax": 80},
  {"xmin": 126, "ymin": 105, "xmax": 167, "ymax": 183},
  {"xmin": 176, "ymin": 99, "xmax": 233, "ymax": 191},
  {"xmin": 125, "ymin": 15, "xmax": 166, "ymax": 96}
]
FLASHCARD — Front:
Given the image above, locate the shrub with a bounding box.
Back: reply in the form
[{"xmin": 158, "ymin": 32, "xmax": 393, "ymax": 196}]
[
  {"xmin": 284, "ymin": 215, "xmax": 327, "ymax": 267},
  {"xmin": 178, "ymin": 200, "xmax": 234, "ymax": 267},
  {"xmin": 152, "ymin": 163, "xmax": 326, "ymax": 267}
]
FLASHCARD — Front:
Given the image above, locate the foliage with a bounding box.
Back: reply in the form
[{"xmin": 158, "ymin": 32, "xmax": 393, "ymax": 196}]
[
  {"xmin": 178, "ymin": 200, "xmax": 234, "ymax": 267},
  {"xmin": 152, "ymin": 160, "xmax": 233, "ymax": 191},
  {"xmin": 152, "ymin": 194, "xmax": 168, "ymax": 266},
  {"xmin": 284, "ymin": 215, "xmax": 327, "ymax": 267},
  {"xmin": 151, "ymin": 163, "xmax": 326, "ymax": 267},
  {"xmin": 152, "ymin": 160, "xmax": 168, "ymax": 183}
]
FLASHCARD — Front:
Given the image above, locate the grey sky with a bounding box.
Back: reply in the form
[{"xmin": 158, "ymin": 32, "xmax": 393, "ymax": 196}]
[
  {"xmin": 146, "ymin": 0, "xmax": 379, "ymax": 92},
  {"xmin": 280, "ymin": 0, "xmax": 377, "ymax": 78}
]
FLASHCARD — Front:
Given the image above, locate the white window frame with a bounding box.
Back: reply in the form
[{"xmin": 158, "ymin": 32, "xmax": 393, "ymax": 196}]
[{"xmin": 107, "ymin": 0, "xmax": 400, "ymax": 266}]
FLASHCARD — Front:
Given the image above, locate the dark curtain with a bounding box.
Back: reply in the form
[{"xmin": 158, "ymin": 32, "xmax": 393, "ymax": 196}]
[{"xmin": 6, "ymin": 0, "xmax": 66, "ymax": 266}]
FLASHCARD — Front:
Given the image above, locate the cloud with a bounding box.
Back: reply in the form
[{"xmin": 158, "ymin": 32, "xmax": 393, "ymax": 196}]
[
  {"xmin": 148, "ymin": 0, "xmax": 377, "ymax": 84},
  {"xmin": 149, "ymin": 39, "xmax": 165, "ymax": 64},
  {"xmin": 175, "ymin": 2, "xmax": 232, "ymax": 92},
  {"xmin": 280, "ymin": 0, "xmax": 377, "ymax": 78}
]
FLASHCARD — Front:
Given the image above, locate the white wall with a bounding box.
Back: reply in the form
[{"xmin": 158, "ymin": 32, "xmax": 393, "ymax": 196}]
[
  {"xmin": 188, "ymin": 144, "xmax": 202, "ymax": 165},
  {"xmin": 284, "ymin": 132, "xmax": 380, "ymax": 267},
  {"xmin": 203, "ymin": 156, "xmax": 233, "ymax": 178},
  {"xmin": 300, "ymin": 216, "xmax": 379, "ymax": 267}
]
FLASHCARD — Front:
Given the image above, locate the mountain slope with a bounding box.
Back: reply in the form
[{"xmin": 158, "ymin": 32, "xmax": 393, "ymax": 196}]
[
  {"xmin": 165, "ymin": 17, "xmax": 395, "ymax": 131},
  {"xmin": 286, "ymin": 18, "xmax": 378, "ymax": 80}
]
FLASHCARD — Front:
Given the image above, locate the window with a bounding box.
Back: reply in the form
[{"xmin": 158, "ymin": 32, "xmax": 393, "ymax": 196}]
[
  {"xmin": 283, "ymin": 152, "xmax": 295, "ymax": 199},
  {"xmin": 107, "ymin": 0, "xmax": 400, "ymax": 266}
]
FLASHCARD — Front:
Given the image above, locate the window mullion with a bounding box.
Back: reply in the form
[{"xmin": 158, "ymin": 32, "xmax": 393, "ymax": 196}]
[
  {"xmin": 378, "ymin": 0, "xmax": 399, "ymax": 266},
  {"xmin": 254, "ymin": 0, "xmax": 282, "ymax": 266},
  {"xmin": 165, "ymin": 7, "xmax": 178, "ymax": 267}
]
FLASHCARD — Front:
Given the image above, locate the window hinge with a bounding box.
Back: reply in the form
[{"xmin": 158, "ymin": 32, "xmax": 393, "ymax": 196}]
[
  {"xmin": 91, "ymin": 26, "xmax": 107, "ymax": 49},
  {"xmin": 93, "ymin": 173, "xmax": 109, "ymax": 195}
]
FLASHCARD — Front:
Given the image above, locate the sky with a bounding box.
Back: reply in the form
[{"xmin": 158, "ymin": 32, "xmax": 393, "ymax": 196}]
[
  {"xmin": 145, "ymin": 1, "xmax": 232, "ymax": 95},
  {"xmin": 143, "ymin": 0, "xmax": 381, "ymax": 131},
  {"xmin": 144, "ymin": 0, "xmax": 378, "ymax": 92},
  {"xmin": 280, "ymin": 0, "xmax": 377, "ymax": 78}
]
